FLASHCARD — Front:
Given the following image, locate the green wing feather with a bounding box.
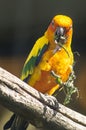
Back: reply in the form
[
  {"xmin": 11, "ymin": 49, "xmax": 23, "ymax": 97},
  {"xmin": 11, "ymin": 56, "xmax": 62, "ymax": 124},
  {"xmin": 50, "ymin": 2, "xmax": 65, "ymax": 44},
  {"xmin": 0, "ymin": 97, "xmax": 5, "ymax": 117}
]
[{"xmin": 21, "ymin": 36, "xmax": 49, "ymax": 81}]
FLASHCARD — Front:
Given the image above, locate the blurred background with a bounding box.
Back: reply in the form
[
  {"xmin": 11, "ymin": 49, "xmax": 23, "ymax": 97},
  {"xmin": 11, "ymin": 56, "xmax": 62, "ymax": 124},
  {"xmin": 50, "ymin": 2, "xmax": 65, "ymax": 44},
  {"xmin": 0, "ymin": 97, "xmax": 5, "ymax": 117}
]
[{"xmin": 0, "ymin": 0, "xmax": 86, "ymax": 129}]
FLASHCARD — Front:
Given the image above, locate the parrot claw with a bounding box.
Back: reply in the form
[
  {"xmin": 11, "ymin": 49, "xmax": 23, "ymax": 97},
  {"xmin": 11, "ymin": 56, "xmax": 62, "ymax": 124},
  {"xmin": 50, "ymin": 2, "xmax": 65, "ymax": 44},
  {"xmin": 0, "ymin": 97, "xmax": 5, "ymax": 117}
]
[{"xmin": 45, "ymin": 95, "xmax": 59, "ymax": 110}]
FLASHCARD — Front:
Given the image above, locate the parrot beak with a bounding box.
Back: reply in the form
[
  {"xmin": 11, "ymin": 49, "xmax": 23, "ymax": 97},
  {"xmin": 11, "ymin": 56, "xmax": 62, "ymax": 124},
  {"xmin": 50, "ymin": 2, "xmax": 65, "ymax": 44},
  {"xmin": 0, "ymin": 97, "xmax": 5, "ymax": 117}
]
[
  {"xmin": 53, "ymin": 27, "xmax": 67, "ymax": 53},
  {"xmin": 54, "ymin": 27, "xmax": 70, "ymax": 56},
  {"xmin": 54, "ymin": 27, "xmax": 67, "ymax": 45}
]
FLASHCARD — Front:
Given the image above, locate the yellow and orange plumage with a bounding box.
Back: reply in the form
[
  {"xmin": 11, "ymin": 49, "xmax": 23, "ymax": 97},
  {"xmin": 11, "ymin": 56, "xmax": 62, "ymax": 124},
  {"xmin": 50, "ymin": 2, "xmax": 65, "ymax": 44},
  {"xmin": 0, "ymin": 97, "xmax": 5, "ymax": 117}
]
[
  {"xmin": 4, "ymin": 15, "xmax": 74, "ymax": 130},
  {"xmin": 21, "ymin": 15, "xmax": 73, "ymax": 95}
]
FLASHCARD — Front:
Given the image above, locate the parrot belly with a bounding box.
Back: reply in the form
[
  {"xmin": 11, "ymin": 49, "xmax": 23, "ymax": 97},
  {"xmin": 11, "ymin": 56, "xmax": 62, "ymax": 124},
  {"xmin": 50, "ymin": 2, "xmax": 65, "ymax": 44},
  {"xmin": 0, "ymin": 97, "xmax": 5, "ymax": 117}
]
[{"xmin": 33, "ymin": 70, "xmax": 59, "ymax": 94}]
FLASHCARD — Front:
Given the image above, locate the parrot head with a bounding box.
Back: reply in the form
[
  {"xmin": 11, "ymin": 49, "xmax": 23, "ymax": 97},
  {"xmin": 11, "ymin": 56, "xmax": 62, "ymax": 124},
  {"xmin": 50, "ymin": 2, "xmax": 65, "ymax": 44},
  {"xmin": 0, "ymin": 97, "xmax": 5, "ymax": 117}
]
[{"xmin": 45, "ymin": 15, "xmax": 73, "ymax": 54}]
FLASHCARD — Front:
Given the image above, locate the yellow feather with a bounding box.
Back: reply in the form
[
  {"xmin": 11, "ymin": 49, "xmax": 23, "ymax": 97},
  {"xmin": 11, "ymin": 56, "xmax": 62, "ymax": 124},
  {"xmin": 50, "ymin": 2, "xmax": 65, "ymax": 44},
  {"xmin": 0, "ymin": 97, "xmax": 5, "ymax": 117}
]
[{"xmin": 25, "ymin": 36, "xmax": 48, "ymax": 65}]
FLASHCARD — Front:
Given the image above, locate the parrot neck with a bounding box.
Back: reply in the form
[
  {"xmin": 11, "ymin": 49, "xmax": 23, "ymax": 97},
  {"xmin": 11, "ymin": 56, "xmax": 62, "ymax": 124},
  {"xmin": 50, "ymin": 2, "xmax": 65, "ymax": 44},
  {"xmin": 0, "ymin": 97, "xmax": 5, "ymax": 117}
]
[
  {"xmin": 44, "ymin": 31, "xmax": 56, "ymax": 49},
  {"xmin": 65, "ymin": 33, "xmax": 72, "ymax": 48},
  {"xmin": 66, "ymin": 29, "xmax": 73, "ymax": 47}
]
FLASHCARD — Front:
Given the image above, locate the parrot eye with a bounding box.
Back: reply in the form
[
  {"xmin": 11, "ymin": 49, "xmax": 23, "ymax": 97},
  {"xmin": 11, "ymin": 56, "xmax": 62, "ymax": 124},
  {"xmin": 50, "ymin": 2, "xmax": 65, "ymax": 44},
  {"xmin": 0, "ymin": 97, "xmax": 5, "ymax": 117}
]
[
  {"xmin": 55, "ymin": 27, "xmax": 67, "ymax": 44},
  {"xmin": 51, "ymin": 20, "xmax": 55, "ymax": 28}
]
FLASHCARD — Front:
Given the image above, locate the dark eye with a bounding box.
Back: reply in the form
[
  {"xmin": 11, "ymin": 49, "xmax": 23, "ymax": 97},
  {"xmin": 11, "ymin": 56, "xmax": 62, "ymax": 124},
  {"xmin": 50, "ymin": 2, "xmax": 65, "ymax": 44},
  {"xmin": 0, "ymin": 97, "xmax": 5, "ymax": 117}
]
[{"xmin": 51, "ymin": 20, "xmax": 55, "ymax": 28}]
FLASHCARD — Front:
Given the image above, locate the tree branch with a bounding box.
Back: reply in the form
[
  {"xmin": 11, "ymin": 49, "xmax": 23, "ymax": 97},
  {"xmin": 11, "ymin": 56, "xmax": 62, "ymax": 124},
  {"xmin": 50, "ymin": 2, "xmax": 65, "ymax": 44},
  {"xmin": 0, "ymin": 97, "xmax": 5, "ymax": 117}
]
[{"xmin": 0, "ymin": 67, "xmax": 86, "ymax": 130}]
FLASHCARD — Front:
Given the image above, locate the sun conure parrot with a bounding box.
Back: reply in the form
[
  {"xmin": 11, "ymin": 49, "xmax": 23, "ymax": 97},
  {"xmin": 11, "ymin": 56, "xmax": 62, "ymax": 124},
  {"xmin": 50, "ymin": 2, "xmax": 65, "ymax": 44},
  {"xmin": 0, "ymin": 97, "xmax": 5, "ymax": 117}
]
[{"xmin": 4, "ymin": 15, "xmax": 74, "ymax": 130}]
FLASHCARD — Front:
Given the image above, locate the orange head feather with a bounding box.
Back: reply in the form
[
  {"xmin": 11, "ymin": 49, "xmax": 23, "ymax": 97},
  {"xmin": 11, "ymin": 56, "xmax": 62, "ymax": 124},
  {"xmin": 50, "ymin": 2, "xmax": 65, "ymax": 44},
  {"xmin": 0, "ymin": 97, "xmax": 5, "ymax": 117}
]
[{"xmin": 45, "ymin": 15, "xmax": 73, "ymax": 49}]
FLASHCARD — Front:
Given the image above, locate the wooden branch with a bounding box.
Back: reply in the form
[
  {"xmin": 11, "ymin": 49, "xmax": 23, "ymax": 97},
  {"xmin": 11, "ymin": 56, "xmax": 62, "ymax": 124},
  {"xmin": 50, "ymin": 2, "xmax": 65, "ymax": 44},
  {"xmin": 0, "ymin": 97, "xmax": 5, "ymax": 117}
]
[{"xmin": 0, "ymin": 67, "xmax": 86, "ymax": 130}]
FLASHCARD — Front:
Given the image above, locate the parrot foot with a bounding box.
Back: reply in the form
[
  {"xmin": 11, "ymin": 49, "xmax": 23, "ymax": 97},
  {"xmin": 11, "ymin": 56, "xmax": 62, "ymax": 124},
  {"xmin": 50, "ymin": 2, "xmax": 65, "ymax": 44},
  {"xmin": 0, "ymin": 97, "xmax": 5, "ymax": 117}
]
[
  {"xmin": 50, "ymin": 70, "xmax": 62, "ymax": 85},
  {"xmin": 45, "ymin": 95, "xmax": 59, "ymax": 110}
]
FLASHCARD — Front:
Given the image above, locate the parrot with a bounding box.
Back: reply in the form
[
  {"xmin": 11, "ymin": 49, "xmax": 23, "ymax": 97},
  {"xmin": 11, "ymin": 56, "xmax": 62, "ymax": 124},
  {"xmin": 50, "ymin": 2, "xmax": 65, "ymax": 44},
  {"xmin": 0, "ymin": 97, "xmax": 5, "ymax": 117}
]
[{"xmin": 4, "ymin": 14, "xmax": 74, "ymax": 130}]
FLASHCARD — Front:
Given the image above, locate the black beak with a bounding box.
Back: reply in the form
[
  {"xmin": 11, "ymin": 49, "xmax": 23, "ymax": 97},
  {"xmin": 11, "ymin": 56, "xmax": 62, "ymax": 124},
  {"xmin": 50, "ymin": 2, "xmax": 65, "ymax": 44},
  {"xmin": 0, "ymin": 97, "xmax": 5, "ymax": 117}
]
[
  {"xmin": 54, "ymin": 27, "xmax": 67, "ymax": 44},
  {"xmin": 54, "ymin": 27, "xmax": 70, "ymax": 57}
]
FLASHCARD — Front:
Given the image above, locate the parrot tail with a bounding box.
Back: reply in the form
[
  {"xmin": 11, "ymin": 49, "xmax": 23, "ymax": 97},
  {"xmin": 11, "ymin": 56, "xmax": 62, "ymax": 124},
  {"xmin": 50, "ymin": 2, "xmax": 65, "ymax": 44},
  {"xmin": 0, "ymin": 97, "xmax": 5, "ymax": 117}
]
[{"xmin": 4, "ymin": 114, "xmax": 29, "ymax": 130}]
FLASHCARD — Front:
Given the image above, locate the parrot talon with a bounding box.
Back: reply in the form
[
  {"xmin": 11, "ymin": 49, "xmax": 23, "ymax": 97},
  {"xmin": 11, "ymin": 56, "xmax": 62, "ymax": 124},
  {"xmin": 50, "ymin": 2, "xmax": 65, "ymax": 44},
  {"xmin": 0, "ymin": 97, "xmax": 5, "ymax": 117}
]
[
  {"xmin": 51, "ymin": 70, "xmax": 62, "ymax": 85},
  {"xmin": 45, "ymin": 95, "xmax": 59, "ymax": 110},
  {"xmin": 51, "ymin": 70, "xmax": 60, "ymax": 78}
]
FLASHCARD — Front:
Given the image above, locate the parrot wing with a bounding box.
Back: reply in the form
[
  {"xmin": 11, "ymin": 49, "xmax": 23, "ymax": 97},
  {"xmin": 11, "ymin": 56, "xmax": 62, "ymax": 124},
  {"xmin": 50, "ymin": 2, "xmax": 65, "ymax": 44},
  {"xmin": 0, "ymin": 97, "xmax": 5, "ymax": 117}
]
[{"xmin": 21, "ymin": 36, "xmax": 49, "ymax": 81}]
